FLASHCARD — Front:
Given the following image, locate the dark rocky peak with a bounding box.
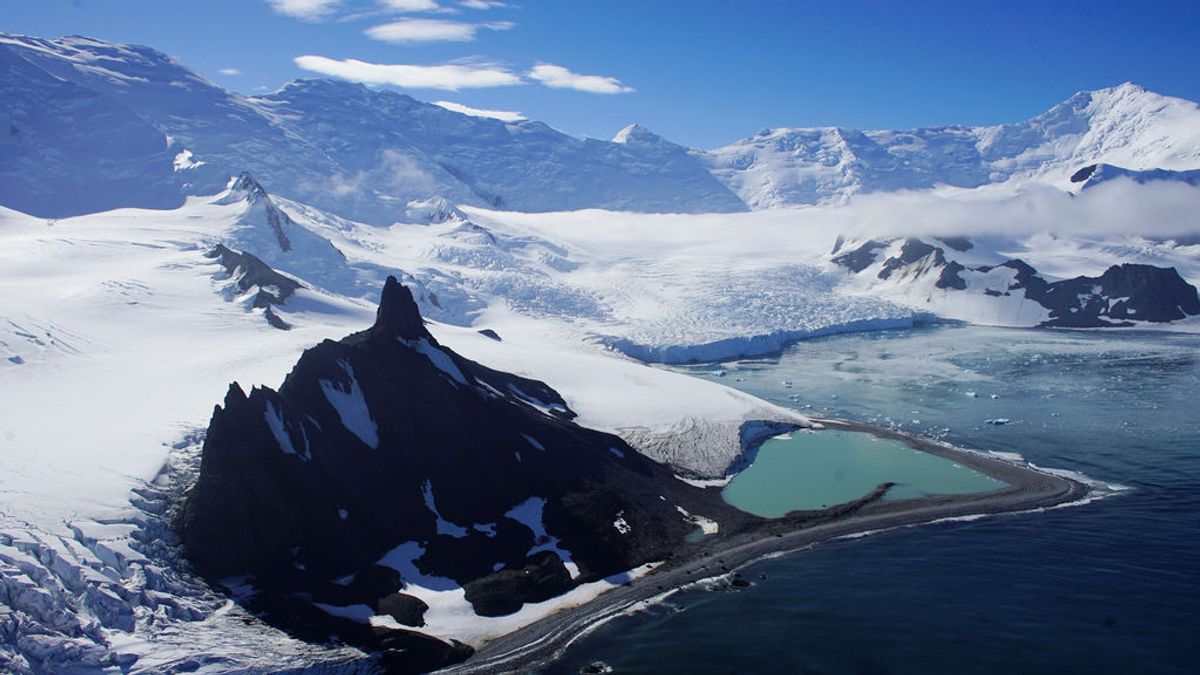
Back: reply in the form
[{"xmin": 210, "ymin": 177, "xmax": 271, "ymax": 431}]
[
  {"xmin": 180, "ymin": 278, "xmax": 740, "ymax": 671},
  {"xmin": 935, "ymin": 261, "xmax": 968, "ymax": 290},
  {"xmin": 878, "ymin": 238, "xmax": 947, "ymax": 280},
  {"xmin": 220, "ymin": 172, "xmax": 296, "ymax": 252},
  {"xmin": 205, "ymin": 244, "xmax": 300, "ymax": 330},
  {"xmin": 1070, "ymin": 164, "xmax": 1099, "ymax": 183},
  {"xmin": 228, "ymin": 171, "xmax": 270, "ymax": 204},
  {"xmin": 371, "ymin": 275, "xmax": 429, "ymax": 342},
  {"xmin": 831, "ymin": 239, "xmax": 887, "ymax": 273},
  {"xmin": 983, "ymin": 260, "xmax": 1200, "ymax": 327},
  {"xmin": 1096, "ymin": 264, "xmax": 1200, "ymax": 321}
]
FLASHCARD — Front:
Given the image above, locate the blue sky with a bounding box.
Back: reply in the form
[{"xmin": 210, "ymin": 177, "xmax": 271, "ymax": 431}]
[{"xmin": 4, "ymin": 0, "xmax": 1199, "ymax": 148}]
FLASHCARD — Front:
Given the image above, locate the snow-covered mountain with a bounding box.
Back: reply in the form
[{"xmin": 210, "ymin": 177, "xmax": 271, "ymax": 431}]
[
  {"xmin": 703, "ymin": 82, "xmax": 1200, "ymax": 208},
  {"xmin": 5, "ymin": 33, "xmax": 1200, "ymax": 223},
  {"xmin": 0, "ymin": 33, "xmax": 744, "ymax": 223},
  {"xmin": 830, "ymin": 236, "xmax": 1200, "ymax": 328},
  {"xmin": 1071, "ymin": 162, "xmax": 1200, "ymax": 190}
]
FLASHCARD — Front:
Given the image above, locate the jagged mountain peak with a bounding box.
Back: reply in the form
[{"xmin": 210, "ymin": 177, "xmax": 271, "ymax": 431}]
[
  {"xmin": 404, "ymin": 196, "xmax": 468, "ymax": 225},
  {"xmin": 227, "ymin": 171, "xmax": 270, "ymax": 204},
  {"xmin": 371, "ymin": 275, "xmax": 429, "ymax": 342},
  {"xmin": 180, "ymin": 277, "xmax": 738, "ymax": 670}
]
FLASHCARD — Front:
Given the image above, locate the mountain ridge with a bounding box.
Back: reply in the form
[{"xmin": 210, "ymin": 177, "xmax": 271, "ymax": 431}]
[{"xmin": 2, "ymin": 32, "xmax": 1200, "ymax": 225}]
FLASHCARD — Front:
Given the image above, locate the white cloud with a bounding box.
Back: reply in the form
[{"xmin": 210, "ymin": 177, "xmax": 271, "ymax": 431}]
[
  {"xmin": 266, "ymin": 0, "xmax": 342, "ymax": 21},
  {"xmin": 365, "ymin": 18, "xmax": 513, "ymax": 43},
  {"xmin": 432, "ymin": 100, "xmax": 525, "ymax": 121},
  {"xmin": 378, "ymin": 0, "xmax": 444, "ymax": 11},
  {"xmin": 294, "ymin": 55, "xmax": 523, "ymax": 90},
  {"xmin": 218, "ymin": 68, "xmax": 242, "ymax": 76},
  {"xmin": 459, "ymin": 0, "xmax": 509, "ymax": 8},
  {"xmin": 528, "ymin": 63, "xmax": 634, "ymax": 94},
  {"xmin": 813, "ymin": 180, "xmax": 1200, "ymax": 242}
]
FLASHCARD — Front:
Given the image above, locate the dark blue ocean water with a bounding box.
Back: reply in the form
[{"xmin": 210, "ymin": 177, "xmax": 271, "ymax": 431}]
[{"xmin": 544, "ymin": 326, "xmax": 1200, "ymax": 674}]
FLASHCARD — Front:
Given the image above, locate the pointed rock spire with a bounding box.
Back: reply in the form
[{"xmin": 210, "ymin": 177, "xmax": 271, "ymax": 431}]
[
  {"xmin": 229, "ymin": 171, "xmax": 269, "ymax": 204},
  {"xmin": 371, "ymin": 276, "xmax": 427, "ymax": 342}
]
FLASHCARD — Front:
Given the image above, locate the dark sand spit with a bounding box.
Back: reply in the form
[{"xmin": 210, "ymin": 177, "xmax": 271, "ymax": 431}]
[{"xmin": 439, "ymin": 419, "xmax": 1088, "ymax": 674}]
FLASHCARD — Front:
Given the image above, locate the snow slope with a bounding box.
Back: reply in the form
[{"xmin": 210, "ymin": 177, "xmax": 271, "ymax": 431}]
[
  {"xmin": 703, "ymin": 82, "xmax": 1200, "ymax": 208},
  {"xmin": 0, "ymin": 33, "xmax": 744, "ymax": 223},
  {"xmin": 6, "ymin": 33, "xmax": 1200, "ymax": 223}
]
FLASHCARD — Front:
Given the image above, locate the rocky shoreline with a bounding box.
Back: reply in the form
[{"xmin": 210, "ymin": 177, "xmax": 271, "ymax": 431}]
[{"xmin": 438, "ymin": 420, "xmax": 1088, "ymax": 674}]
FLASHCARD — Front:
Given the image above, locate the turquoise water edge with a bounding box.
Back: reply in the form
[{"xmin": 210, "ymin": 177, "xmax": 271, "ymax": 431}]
[{"xmin": 722, "ymin": 429, "xmax": 1003, "ymax": 516}]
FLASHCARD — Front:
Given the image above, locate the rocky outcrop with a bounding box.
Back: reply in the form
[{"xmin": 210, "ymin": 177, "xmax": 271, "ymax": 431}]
[
  {"xmin": 1071, "ymin": 163, "xmax": 1200, "ymax": 190},
  {"xmin": 226, "ymin": 172, "xmax": 294, "ymax": 252},
  {"xmin": 833, "ymin": 237, "xmax": 1200, "ymax": 328},
  {"xmin": 831, "ymin": 239, "xmax": 887, "ymax": 273},
  {"xmin": 1020, "ymin": 263, "xmax": 1200, "ymax": 327},
  {"xmin": 877, "ymin": 239, "xmax": 946, "ymax": 281},
  {"xmin": 205, "ymin": 244, "xmax": 300, "ymax": 329},
  {"xmin": 179, "ymin": 277, "xmax": 743, "ymax": 672}
]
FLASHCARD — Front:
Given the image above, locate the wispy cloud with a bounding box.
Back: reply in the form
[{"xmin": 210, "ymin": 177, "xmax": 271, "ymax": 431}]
[
  {"xmin": 266, "ymin": 0, "xmax": 342, "ymax": 21},
  {"xmin": 528, "ymin": 63, "xmax": 634, "ymax": 94},
  {"xmin": 365, "ymin": 18, "xmax": 514, "ymax": 43},
  {"xmin": 378, "ymin": 0, "xmax": 446, "ymax": 12},
  {"xmin": 459, "ymin": 0, "xmax": 509, "ymax": 8},
  {"xmin": 218, "ymin": 68, "xmax": 243, "ymax": 76},
  {"xmin": 432, "ymin": 100, "xmax": 525, "ymax": 121},
  {"xmin": 294, "ymin": 55, "xmax": 523, "ymax": 90}
]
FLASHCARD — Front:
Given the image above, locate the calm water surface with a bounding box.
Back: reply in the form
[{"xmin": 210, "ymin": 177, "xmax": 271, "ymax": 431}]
[
  {"xmin": 544, "ymin": 326, "xmax": 1200, "ymax": 675},
  {"xmin": 723, "ymin": 429, "xmax": 1003, "ymax": 516}
]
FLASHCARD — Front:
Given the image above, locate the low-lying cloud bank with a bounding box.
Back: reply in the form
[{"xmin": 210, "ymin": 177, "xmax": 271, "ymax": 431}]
[{"xmin": 834, "ymin": 179, "xmax": 1200, "ymax": 241}]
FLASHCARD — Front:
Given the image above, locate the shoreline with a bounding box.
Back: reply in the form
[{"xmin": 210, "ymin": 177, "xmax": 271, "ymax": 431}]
[{"xmin": 438, "ymin": 418, "xmax": 1089, "ymax": 674}]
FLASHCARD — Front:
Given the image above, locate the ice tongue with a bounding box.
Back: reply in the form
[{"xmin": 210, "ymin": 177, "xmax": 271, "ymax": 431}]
[{"xmin": 371, "ymin": 275, "xmax": 427, "ymax": 342}]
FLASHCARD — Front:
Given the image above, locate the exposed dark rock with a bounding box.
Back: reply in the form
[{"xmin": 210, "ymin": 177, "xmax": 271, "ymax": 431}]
[
  {"xmin": 1034, "ymin": 264, "xmax": 1200, "ymax": 327},
  {"xmin": 976, "ymin": 259, "xmax": 1200, "ymax": 327},
  {"xmin": 229, "ymin": 172, "xmax": 293, "ymax": 252},
  {"xmin": 935, "ymin": 260, "xmax": 967, "ymax": 290},
  {"xmin": 205, "ymin": 244, "xmax": 301, "ymax": 330},
  {"xmin": 463, "ymin": 551, "xmax": 574, "ymax": 617},
  {"xmin": 377, "ymin": 593, "xmax": 429, "ymax": 628},
  {"xmin": 1071, "ymin": 163, "xmax": 1200, "ymax": 191},
  {"xmin": 179, "ymin": 276, "xmax": 745, "ymax": 671},
  {"xmin": 1070, "ymin": 164, "xmax": 1099, "ymax": 183},
  {"xmin": 835, "ymin": 235, "xmax": 1199, "ymax": 329},
  {"xmin": 831, "ymin": 239, "xmax": 886, "ymax": 273},
  {"xmin": 830, "ymin": 234, "xmax": 846, "ymax": 255},
  {"xmin": 477, "ymin": 328, "xmax": 502, "ymax": 341},
  {"xmin": 206, "ymin": 243, "xmax": 301, "ymax": 308},
  {"xmin": 370, "ymin": 275, "xmax": 427, "ymax": 343},
  {"xmin": 878, "ymin": 238, "xmax": 945, "ymax": 280},
  {"xmin": 373, "ymin": 629, "xmax": 474, "ymax": 675},
  {"xmin": 263, "ymin": 307, "xmax": 291, "ymax": 330}
]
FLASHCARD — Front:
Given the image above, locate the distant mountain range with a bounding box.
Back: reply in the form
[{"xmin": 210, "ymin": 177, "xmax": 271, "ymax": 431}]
[{"xmin": 4, "ymin": 33, "xmax": 1200, "ymax": 224}]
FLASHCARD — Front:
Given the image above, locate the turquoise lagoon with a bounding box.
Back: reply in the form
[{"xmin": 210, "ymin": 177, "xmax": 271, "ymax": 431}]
[{"xmin": 722, "ymin": 429, "xmax": 1003, "ymax": 517}]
